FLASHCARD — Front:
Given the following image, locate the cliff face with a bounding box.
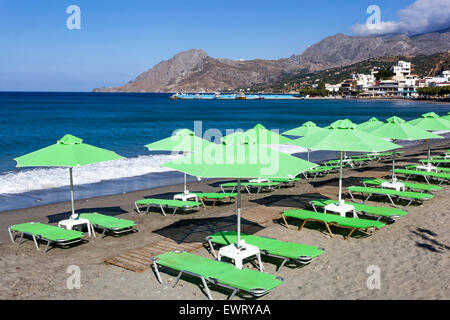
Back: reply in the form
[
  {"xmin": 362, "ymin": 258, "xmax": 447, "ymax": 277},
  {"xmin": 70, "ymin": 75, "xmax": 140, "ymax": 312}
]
[{"xmin": 93, "ymin": 30, "xmax": 450, "ymax": 93}]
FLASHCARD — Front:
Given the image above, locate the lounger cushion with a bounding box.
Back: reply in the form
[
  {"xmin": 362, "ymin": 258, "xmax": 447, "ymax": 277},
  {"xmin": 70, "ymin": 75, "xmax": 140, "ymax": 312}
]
[
  {"xmin": 282, "ymin": 209, "xmax": 386, "ymax": 229},
  {"xmin": 195, "ymin": 193, "xmax": 237, "ymax": 199},
  {"xmin": 362, "ymin": 178, "xmax": 443, "ymax": 192},
  {"xmin": 155, "ymin": 251, "xmax": 282, "ymax": 292},
  {"xmin": 394, "ymin": 169, "xmax": 450, "ymax": 180},
  {"xmin": 221, "ymin": 182, "xmax": 279, "ymax": 188},
  {"xmin": 10, "ymin": 222, "xmax": 84, "ymax": 242},
  {"xmin": 347, "ymin": 186, "xmax": 434, "ymax": 200},
  {"xmin": 78, "ymin": 213, "xmax": 136, "ymax": 230},
  {"xmin": 208, "ymin": 231, "xmax": 324, "ymax": 260},
  {"xmin": 310, "ymin": 199, "xmax": 408, "ymax": 218},
  {"xmin": 135, "ymin": 199, "xmax": 201, "ymax": 207}
]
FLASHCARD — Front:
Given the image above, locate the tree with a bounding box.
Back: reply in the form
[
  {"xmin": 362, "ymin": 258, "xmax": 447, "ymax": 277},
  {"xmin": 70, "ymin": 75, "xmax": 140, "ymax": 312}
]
[{"xmin": 375, "ymin": 69, "xmax": 394, "ymax": 80}]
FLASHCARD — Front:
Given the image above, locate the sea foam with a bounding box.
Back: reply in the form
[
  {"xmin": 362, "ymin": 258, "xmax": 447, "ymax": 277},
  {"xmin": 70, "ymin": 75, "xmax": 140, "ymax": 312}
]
[{"xmin": 0, "ymin": 154, "xmax": 182, "ymax": 194}]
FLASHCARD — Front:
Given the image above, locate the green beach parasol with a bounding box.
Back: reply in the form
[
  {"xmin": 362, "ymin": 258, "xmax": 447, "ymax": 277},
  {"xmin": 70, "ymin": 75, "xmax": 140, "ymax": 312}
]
[
  {"xmin": 14, "ymin": 134, "xmax": 125, "ymax": 219},
  {"xmin": 163, "ymin": 142, "xmax": 317, "ymax": 244},
  {"xmin": 282, "ymin": 121, "xmax": 324, "ymax": 137},
  {"xmin": 145, "ymin": 129, "xmax": 213, "ymax": 194},
  {"xmin": 291, "ymin": 119, "xmax": 401, "ymax": 205},
  {"xmin": 407, "ymin": 112, "xmax": 450, "ymax": 165},
  {"xmin": 357, "ymin": 117, "xmax": 384, "ymax": 132},
  {"xmin": 222, "ymin": 123, "xmax": 293, "ymax": 145},
  {"xmin": 282, "ymin": 121, "xmax": 325, "ymax": 161},
  {"xmin": 369, "ymin": 116, "xmax": 442, "ymax": 180}
]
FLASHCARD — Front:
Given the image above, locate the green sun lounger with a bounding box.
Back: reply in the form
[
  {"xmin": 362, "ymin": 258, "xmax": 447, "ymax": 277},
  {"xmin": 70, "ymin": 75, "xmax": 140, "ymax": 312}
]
[
  {"xmin": 134, "ymin": 199, "xmax": 201, "ymax": 216},
  {"xmin": 152, "ymin": 251, "xmax": 284, "ymax": 300},
  {"xmin": 8, "ymin": 222, "xmax": 84, "ymax": 252},
  {"xmin": 304, "ymin": 166, "xmax": 338, "ymax": 179},
  {"xmin": 309, "ymin": 199, "xmax": 408, "ymax": 221},
  {"xmin": 268, "ymin": 177, "xmax": 300, "ymax": 186},
  {"xmin": 405, "ymin": 164, "xmax": 450, "ymax": 173},
  {"xmin": 78, "ymin": 213, "xmax": 137, "ymax": 237},
  {"xmin": 420, "ymin": 159, "xmax": 450, "ymax": 166},
  {"xmin": 346, "ymin": 186, "xmax": 434, "ymax": 207},
  {"xmin": 206, "ymin": 231, "xmax": 324, "ymax": 271},
  {"xmin": 195, "ymin": 193, "xmax": 237, "ymax": 207},
  {"xmin": 394, "ymin": 169, "xmax": 450, "ymax": 185},
  {"xmin": 220, "ymin": 182, "xmax": 280, "ymax": 194},
  {"xmin": 324, "ymin": 159, "xmax": 354, "ymax": 167},
  {"xmin": 281, "ymin": 209, "xmax": 385, "ymax": 240},
  {"xmin": 361, "ymin": 178, "xmax": 443, "ymax": 193}
]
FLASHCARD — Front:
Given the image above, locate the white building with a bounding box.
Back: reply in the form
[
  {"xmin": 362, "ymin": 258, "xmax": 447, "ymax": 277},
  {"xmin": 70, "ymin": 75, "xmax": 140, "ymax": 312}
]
[
  {"xmin": 351, "ymin": 73, "xmax": 376, "ymax": 91},
  {"xmin": 325, "ymin": 83, "xmax": 341, "ymax": 92},
  {"xmin": 391, "ymin": 61, "xmax": 411, "ymax": 79}
]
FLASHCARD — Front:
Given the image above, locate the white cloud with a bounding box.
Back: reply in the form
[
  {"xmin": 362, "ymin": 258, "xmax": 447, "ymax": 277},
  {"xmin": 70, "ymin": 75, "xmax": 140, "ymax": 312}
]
[{"xmin": 352, "ymin": 0, "xmax": 450, "ymax": 36}]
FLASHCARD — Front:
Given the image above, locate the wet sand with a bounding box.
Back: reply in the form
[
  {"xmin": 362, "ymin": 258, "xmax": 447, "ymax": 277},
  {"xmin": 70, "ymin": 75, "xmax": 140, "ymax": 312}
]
[{"xmin": 0, "ymin": 139, "xmax": 449, "ymax": 300}]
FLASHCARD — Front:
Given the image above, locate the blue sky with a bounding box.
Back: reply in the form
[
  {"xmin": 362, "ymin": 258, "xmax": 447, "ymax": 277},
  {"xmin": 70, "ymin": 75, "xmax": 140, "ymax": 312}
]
[{"xmin": 0, "ymin": 0, "xmax": 424, "ymax": 91}]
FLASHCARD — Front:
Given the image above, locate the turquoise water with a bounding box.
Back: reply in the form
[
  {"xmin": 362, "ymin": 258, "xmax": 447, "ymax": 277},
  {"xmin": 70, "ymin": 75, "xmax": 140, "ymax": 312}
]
[{"xmin": 0, "ymin": 92, "xmax": 449, "ymax": 211}]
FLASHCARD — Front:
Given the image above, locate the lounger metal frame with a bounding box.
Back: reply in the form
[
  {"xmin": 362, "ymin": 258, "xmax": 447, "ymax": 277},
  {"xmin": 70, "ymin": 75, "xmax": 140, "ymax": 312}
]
[
  {"xmin": 281, "ymin": 213, "xmax": 378, "ymax": 240},
  {"xmin": 134, "ymin": 201, "xmax": 199, "ymax": 216},
  {"xmin": 347, "ymin": 189, "xmax": 429, "ymax": 207},
  {"xmin": 8, "ymin": 227, "xmax": 83, "ymax": 252},
  {"xmin": 309, "ymin": 200, "xmax": 400, "ymax": 221},
  {"xmin": 152, "ymin": 251, "xmax": 284, "ymax": 300}
]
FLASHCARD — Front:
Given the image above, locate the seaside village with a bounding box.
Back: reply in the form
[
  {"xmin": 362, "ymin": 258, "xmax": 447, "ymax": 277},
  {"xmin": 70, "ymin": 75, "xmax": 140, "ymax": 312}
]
[{"xmin": 325, "ymin": 60, "xmax": 450, "ymax": 98}]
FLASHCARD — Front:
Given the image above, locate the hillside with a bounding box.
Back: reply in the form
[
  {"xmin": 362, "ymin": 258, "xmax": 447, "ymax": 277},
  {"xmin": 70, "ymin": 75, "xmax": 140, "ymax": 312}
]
[
  {"xmin": 93, "ymin": 30, "xmax": 450, "ymax": 93},
  {"xmin": 253, "ymin": 52, "xmax": 450, "ymax": 93}
]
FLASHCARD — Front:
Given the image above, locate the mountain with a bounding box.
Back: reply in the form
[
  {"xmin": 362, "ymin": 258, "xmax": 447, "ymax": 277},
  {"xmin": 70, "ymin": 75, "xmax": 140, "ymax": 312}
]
[{"xmin": 93, "ymin": 30, "xmax": 450, "ymax": 93}]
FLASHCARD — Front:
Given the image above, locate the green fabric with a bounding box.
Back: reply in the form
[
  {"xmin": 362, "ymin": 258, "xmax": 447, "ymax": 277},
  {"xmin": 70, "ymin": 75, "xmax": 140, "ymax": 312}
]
[
  {"xmin": 269, "ymin": 177, "xmax": 300, "ymax": 182},
  {"xmin": 10, "ymin": 222, "xmax": 84, "ymax": 241},
  {"xmin": 394, "ymin": 169, "xmax": 450, "ymax": 180},
  {"xmin": 357, "ymin": 117, "xmax": 384, "ymax": 132},
  {"xmin": 362, "ymin": 178, "xmax": 443, "ymax": 192},
  {"xmin": 163, "ymin": 143, "xmax": 317, "ymax": 179},
  {"xmin": 222, "ymin": 123, "xmax": 293, "ymax": 145},
  {"xmin": 347, "ymin": 186, "xmax": 434, "ymax": 200},
  {"xmin": 310, "ymin": 199, "xmax": 408, "ymax": 218},
  {"xmin": 421, "ymin": 159, "xmax": 450, "ymax": 164},
  {"xmin": 135, "ymin": 199, "xmax": 201, "ymax": 207},
  {"xmin": 155, "ymin": 251, "xmax": 283, "ymax": 292},
  {"xmin": 282, "ymin": 209, "xmax": 386, "ymax": 229},
  {"xmin": 407, "ymin": 112, "xmax": 450, "ymax": 131},
  {"xmin": 208, "ymin": 231, "xmax": 324, "ymax": 260},
  {"xmin": 221, "ymin": 182, "xmax": 280, "ymax": 187},
  {"xmin": 195, "ymin": 193, "xmax": 237, "ymax": 199},
  {"xmin": 145, "ymin": 129, "xmax": 212, "ymax": 153},
  {"xmin": 369, "ymin": 116, "xmax": 442, "ymax": 140},
  {"xmin": 15, "ymin": 134, "xmax": 124, "ymax": 167},
  {"xmin": 406, "ymin": 164, "xmax": 450, "ymax": 173},
  {"xmin": 78, "ymin": 213, "xmax": 136, "ymax": 230},
  {"xmin": 282, "ymin": 121, "xmax": 324, "ymax": 137},
  {"xmin": 292, "ymin": 119, "xmax": 401, "ymax": 152}
]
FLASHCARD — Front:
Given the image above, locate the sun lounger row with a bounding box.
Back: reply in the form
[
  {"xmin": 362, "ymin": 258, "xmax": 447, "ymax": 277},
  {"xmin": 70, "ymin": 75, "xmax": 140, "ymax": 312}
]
[
  {"xmin": 9, "ymin": 212, "xmax": 137, "ymax": 252},
  {"xmin": 220, "ymin": 181, "xmax": 280, "ymax": 194},
  {"xmin": 405, "ymin": 164, "xmax": 450, "ymax": 173},
  {"xmin": 134, "ymin": 198, "xmax": 201, "ymax": 215}
]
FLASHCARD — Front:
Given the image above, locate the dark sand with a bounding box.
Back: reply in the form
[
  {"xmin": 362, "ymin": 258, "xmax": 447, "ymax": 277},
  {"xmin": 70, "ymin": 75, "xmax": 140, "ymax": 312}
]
[{"xmin": 0, "ymin": 139, "xmax": 449, "ymax": 300}]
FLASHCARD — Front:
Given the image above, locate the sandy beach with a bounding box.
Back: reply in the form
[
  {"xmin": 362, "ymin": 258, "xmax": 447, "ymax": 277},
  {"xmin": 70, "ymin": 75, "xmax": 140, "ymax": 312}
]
[{"xmin": 0, "ymin": 139, "xmax": 449, "ymax": 300}]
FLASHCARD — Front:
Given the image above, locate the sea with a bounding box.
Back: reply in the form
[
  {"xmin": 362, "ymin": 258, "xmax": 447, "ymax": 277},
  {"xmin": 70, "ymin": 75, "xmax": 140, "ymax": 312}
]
[{"xmin": 0, "ymin": 92, "xmax": 449, "ymax": 212}]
